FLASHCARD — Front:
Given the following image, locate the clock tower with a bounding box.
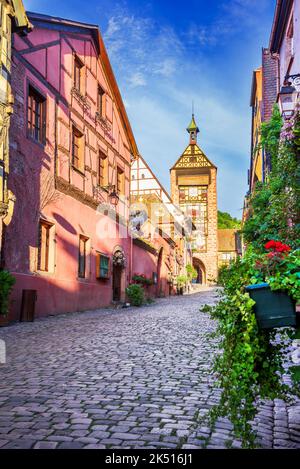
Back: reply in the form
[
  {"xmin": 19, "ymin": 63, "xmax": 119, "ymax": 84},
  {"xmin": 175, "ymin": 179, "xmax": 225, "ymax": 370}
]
[{"xmin": 170, "ymin": 115, "xmax": 218, "ymax": 284}]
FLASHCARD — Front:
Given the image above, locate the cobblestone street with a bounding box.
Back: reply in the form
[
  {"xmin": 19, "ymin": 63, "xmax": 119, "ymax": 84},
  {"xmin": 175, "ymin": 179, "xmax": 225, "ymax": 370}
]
[{"xmin": 0, "ymin": 288, "xmax": 299, "ymax": 449}]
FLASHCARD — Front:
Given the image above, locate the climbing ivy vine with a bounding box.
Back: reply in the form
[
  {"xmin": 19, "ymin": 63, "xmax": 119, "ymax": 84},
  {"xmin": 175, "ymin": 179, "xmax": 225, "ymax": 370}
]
[{"xmin": 202, "ymin": 104, "xmax": 300, "ymax": 448}]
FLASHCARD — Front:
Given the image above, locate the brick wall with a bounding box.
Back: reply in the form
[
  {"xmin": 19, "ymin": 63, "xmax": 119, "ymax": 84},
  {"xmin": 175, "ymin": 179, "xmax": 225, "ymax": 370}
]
[
  {"xmin": 262, "ymin": 48, "xmax": 279, "ymax": 122},
  {"xmin": 261, "ymin": 48, "xmax": 279, "ymax": 175}
]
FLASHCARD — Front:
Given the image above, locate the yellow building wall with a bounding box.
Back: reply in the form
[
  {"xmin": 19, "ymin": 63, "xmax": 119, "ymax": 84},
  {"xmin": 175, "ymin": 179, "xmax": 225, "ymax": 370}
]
[
  {"xmin": 250, "ymin": 68, "xmax": 263, "ymax": 190},
  {"xmin": 0, "ymin": 1, "xmax": 12, "ymax": 209},
  {"xmin": 0, "ymin": 1, "xmax": 30, "ymax": 255}
]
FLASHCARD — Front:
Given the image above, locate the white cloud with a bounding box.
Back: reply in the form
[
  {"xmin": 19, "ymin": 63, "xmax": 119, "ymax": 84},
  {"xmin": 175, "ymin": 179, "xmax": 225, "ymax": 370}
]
[
  {"xmin": 128, "ymin": 72, "xmax": 147, "ymax": 88},
  {"xmin": 154, "ymin": 59, "xmax": 176, "ymax": 78},
  {"xmin": 103, "ymin": 7, "xmax": 183, "ymax": 83},
  {"xmin": 100, "ymin": 2, "xmax": 269, "ymax": 218}
]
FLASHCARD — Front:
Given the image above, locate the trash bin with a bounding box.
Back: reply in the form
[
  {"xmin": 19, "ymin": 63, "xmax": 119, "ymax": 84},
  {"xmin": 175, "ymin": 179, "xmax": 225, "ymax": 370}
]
[{"xmin": 20, "ymin": 290, "xmax": 37, "ymax": 322}]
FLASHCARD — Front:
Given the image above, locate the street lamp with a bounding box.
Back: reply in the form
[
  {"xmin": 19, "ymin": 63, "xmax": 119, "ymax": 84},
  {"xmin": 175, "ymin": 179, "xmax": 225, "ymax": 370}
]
[{"xmin": 278, "ymin": 85, "xmax": 297, "ymax": 118}]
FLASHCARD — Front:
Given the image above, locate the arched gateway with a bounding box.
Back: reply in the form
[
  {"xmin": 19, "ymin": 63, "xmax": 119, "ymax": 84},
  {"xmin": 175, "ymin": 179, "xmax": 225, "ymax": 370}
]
[{"xmin": 192, "ymin": 258, "xmax": 206, "ymax": 285}]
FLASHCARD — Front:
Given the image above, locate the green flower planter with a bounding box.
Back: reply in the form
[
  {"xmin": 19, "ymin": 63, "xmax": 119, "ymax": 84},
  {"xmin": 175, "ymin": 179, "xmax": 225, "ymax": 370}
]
[{"xmin": 246, "ymin": 283, "xmax": 296, "ymax": 329}]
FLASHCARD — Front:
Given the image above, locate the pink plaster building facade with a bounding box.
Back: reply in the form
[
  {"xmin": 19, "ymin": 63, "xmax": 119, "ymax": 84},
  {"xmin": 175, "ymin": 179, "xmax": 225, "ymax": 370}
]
[
  {"xmin": 4, "ymin": 12, "xmax": 139, "ymax": 320},
  {"xmin": 270, "ymin": 0, "xmax": 300, "ymax": 92},
  {"xmin": 245, "ymin": 0, "xmax": 300, "ymax": 215}
]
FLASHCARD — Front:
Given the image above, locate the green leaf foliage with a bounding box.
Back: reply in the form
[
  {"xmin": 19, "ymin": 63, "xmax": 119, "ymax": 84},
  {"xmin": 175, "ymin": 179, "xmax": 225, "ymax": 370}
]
[
  {"xmin": 125, "ymin": 284, "xmax": 145, "ymax": 306},
  {"xmin": 186, "ymin": 263, "xmax": 197, "ymax": 280},
  {"xmin": 0, "ymin": 270, "xmax": 15, "ymax": 316},
  {"xmin": 202, "ymin": 251, "xmax": 299, "ymax": 448},
  {"xmin": 218, "ymin": 211, "xmax": 241, "ymax": 229},
  {"xmin": 200, "ymin": 103, "xmax": 300, "ymax": 449},
  {"xmin": 243, "ymin": 105, "xmax": 300, "ymax": 250}
]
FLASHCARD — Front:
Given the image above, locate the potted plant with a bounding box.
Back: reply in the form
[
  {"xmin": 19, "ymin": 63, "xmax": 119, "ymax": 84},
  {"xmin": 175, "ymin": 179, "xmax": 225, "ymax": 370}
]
[
  {"xmin": 125, "ymin": 283, "xmax": 145, "ymax": 306},
  {"xmin": 176, "ymin": 275, "xmax": 188, "ymax": 295},
  {"xmin": 0, "ymin": 270, "xmax": 15, "ymax": 326},
  {"xmin": 246, "ymin": 241, "xmax": 298, "ymax": 329}
]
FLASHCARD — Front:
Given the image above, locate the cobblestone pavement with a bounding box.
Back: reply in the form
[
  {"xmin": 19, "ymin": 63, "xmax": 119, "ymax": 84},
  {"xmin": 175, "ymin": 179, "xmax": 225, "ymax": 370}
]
[{"xmin": 0, "ymin": 288, "xmax": 299, "ymax": 449}]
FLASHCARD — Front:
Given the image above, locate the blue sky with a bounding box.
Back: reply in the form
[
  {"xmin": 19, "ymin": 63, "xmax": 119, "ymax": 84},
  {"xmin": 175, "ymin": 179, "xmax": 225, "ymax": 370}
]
[{"xmin": 24, "ymin": 0, "xmax": 276, "ymax": 218}]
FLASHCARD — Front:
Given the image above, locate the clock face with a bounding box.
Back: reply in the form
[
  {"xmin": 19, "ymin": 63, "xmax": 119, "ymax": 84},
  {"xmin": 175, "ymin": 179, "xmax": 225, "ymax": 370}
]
[{"xmin": 189, "ymin": 187, "xmax": 198, "ymax": 197}]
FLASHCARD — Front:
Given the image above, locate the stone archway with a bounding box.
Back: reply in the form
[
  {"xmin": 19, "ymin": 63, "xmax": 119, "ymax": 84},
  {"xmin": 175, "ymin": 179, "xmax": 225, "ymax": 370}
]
[{"xmin": 192, "ymin": 258, "xmax": 206, "ymax": 285}]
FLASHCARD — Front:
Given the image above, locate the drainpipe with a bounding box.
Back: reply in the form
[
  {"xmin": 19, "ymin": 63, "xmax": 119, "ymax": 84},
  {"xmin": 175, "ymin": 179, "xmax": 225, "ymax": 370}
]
[
  {"xmin": 54, "ymin": 97, "xmax": 58, "ymax": 186},
  {"xmin": 129, "ymin": 155, "xmax": 134, "ymax": 285},
  {"xmin": 130, "ymin": 231, "xmax": 133, "ymax": 285}
]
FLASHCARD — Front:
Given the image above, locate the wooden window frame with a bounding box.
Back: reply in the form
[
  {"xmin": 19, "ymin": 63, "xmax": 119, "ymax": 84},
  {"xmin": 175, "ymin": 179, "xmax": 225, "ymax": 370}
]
[
  {"xmin": 96, "ymin": 252, "xmax": 110, "ymax": 280},
  {"xmin": 72, "ymin": 126, "xmax": 84, "ymax": 173},
  {"xmin": 38, "ymin": 220, "xmax": 53, "ymax": 272},
  {"xmin": 98, "ymin": 151, "xmax": 108, "ymax": 187},
  {"xmin": 74, "ymin": 55, "xmax": 83, "ymax": 93},
  {"xmin": 116, "ymin": 167, "xmax": 125, "ymax": 195},
  {"xmin": 27, "ymin": 85, "xmax": 46, "ymax": 145},
  {"xmin": 78, "ymin": 235, "xmax": 89, "ymax": 279}
]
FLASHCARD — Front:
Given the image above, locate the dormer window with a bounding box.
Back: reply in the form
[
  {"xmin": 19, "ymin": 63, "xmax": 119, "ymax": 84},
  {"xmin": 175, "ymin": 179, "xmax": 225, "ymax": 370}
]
[{"xmin": 74, "ymin": 56, "xmax": 83, "ymax": 92}]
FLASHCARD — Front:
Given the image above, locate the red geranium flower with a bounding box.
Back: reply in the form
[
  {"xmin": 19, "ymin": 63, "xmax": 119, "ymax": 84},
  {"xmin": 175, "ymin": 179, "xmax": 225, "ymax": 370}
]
[
  {"xmin": 265, "ymin": 240, "xmax": 277, "ymax": 250},
  {"xmin": 264, "ymin": 240, "xmax": 291, "ymax": 253}
]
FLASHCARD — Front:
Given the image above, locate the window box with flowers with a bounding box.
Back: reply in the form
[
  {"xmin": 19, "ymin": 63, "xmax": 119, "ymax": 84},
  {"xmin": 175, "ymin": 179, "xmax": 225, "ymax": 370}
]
[{"xmin": 132, "ymin": 273, "xmax": 153, "ymax": 286}]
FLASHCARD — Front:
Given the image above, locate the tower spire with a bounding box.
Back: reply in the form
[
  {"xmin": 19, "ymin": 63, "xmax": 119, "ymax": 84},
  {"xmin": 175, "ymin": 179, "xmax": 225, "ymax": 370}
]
[{"xmin": 186, "ymin": 113, "xmax": 199, "ymax": 144}]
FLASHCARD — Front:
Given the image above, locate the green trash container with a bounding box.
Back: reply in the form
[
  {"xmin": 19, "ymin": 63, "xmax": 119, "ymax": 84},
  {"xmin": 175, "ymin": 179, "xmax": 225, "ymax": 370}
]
[{"xmin": 245, "ymin": 283, "xmax": 296, "ymax": 329}]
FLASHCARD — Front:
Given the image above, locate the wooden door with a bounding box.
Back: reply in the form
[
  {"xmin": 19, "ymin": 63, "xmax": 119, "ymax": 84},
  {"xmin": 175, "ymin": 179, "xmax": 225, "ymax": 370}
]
[{"xmin": 113, "ymin": 265, "xmax": 122, "ymax": 301}]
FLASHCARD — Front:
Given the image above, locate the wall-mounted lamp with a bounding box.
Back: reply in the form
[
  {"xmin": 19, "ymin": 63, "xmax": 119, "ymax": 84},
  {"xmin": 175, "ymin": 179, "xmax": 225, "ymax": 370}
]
[
  {"xmin": 93, "ymin": 184, "xmax": 119, "ymax": 206},
  {"xmin": 278, "ymin": 85, "xmax": 297, "ymax": 118}
]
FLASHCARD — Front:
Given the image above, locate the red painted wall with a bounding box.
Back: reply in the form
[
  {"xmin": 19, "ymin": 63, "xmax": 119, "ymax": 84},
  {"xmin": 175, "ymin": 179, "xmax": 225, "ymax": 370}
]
[{"xmin": 5, "ymin": 18, "xmax": 134, "ymax": 321}]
